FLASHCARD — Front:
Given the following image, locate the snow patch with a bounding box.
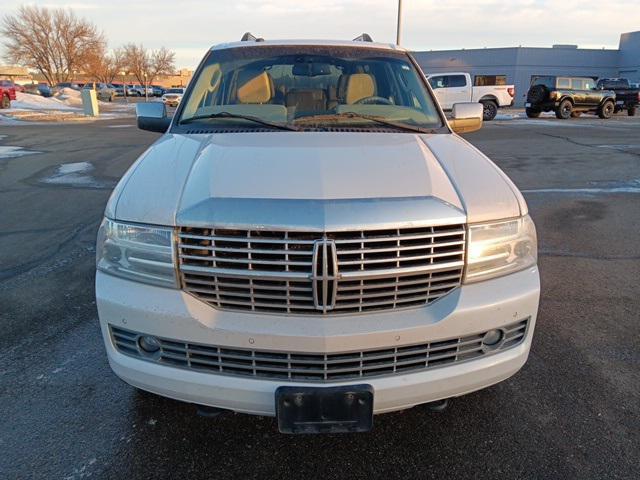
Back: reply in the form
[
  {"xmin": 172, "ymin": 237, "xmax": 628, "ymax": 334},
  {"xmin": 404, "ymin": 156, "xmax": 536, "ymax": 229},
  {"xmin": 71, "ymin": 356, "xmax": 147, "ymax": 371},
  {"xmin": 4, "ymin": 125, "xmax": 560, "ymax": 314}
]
[
  {"xmin": 523, "ymin": 179, "xmax": 640, "ymax": 195},
  {"xmin": 42, "ymin": 162, "xmax": 98, "ymax": 186},
  {"xmin": 0, "ymin": 145, "xmax": 41, "ymax": 159}
]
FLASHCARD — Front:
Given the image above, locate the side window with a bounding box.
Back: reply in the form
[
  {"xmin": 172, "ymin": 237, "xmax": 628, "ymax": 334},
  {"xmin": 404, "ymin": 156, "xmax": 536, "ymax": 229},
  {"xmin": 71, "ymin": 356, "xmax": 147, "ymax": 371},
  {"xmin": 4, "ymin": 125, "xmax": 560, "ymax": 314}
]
[
  {"xmin": 570, "ymin": 78, "xmax": 585, "ymax": 90},
  {"xmin": 474, "ymin": 75, "xmax": 507, "ymax": 86},
  {"xmin": 428, "ymin": 76, "xmax": 446, "ymax": 89},
  {"xmin": 557, "ymin": 78, "xmax": 571, "ymax": 89},
  {"xmin": 448, "ymin": 75, "xmax": 467, "ymax": 88},
  {"xmin": 583, "ymin": 79, "xmax": 594, "ymax": 90}
]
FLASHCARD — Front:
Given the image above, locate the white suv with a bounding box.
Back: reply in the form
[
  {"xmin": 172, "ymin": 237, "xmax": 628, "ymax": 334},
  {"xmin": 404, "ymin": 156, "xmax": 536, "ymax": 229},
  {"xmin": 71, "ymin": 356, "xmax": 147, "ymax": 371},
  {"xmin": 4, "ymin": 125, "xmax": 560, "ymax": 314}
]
[{"xmin": 96, "ymin": 36, "xmax": 539, "ymax": 434}]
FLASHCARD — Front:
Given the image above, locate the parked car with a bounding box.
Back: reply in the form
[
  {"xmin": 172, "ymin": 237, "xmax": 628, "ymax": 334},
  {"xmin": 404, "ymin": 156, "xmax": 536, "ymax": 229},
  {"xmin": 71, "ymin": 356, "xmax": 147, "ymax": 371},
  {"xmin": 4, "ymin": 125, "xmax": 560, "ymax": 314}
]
[
  {"xmin": 83, "ymin": 82, "xmax": 115, "ymax": 102},
  {"xmin": 525, "ymin": 76, "xmax": 616, "ymax": 119},
  {"xmin": 98, "ymin": 83, "xmax": 116, "ymax": 102},
  {"xmin": 96, "ymin": 35, "xmax": 540, "ymax": 434},
  {"xmin": 23, "ymin": 83, "xmax": 53, "ymax": 97},
  {"xmin": 161, "ymin": 87, "xmax": 185, "ymax": 107},
  {"xmin": 56, "ymin": 82, "xmax": 81, "ymax": 91},
  {"xmin": 596, "ymin": 78, "xmax": 639, "ymax": 116},
  {"xmin": 112, "ymin": 84, "xmax": 125, "ymax": 96},
  {"xmin": 128, "ymin": 85, "xmax": 154, "ymax": 97},
  {"xmin": 426, "ymin": 72, "xmax": 515, "ymax": 120},
  {"xmin": 151, "ymin": 85, "xmax": 166, "ymax": 97},
  {"xmin": 0, "ymin": 80, "xmax": 17, "ymax": 108}
]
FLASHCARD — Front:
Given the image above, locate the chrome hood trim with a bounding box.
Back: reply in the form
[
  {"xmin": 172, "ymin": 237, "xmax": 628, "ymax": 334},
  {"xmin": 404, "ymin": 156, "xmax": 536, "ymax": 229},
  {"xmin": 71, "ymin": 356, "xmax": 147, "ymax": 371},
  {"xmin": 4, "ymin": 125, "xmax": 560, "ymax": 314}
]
[{"xmin": 176, "ymin": 196, "xmax": 465, "ymax": 231}]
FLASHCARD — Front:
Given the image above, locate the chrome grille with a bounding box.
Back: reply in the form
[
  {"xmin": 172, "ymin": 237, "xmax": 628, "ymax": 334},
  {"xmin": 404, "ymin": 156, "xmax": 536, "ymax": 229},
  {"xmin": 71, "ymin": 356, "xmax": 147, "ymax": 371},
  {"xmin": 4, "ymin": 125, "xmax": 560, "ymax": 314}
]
[
  {"xmin": 178, "ymin": 225, "xmax": 465, "ymax": 315},
  {"xmin": 110, "ymin": 319, "xmax": 528, "ymax": 382}
]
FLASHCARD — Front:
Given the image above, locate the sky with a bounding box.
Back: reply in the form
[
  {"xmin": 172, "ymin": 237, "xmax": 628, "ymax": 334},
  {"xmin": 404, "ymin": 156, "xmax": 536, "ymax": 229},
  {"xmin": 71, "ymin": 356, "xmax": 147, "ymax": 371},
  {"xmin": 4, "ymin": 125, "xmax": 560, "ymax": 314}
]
[{"xmin": 2, "ymin": 0, "xmax": 639, "ymax": 69}]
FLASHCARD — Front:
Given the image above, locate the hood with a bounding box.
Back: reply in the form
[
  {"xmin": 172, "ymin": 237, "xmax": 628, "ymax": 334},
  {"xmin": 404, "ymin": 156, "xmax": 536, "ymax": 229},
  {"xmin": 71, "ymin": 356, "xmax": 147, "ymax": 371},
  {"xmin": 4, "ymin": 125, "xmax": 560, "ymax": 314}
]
[{"xmin": 110, "ymin": 132, "xmax": 522, "ymax": 227}]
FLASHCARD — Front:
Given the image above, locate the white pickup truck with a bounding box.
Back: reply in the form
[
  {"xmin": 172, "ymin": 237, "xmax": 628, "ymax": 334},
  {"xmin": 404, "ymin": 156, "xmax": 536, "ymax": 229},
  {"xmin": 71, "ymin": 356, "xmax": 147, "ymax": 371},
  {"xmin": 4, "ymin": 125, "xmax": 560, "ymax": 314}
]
[{"xmin": 426, "ymin": 72, "xmax": 515, "ymax": 120}]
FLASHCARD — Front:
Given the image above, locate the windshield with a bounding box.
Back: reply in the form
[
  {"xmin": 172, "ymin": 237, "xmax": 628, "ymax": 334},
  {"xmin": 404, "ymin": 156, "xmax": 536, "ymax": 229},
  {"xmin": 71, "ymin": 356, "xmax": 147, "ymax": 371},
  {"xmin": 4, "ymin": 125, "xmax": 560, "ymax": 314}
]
[
  {"xmin": 176, "ymin": 45, "xmax": 443, "ymax": 131},
  {"xmin": 597, "ymin": 79, "xmax": 628, "ymax": 89},
  {"xmin": 167, "ymin": 88, "xmax": 184, "ymax": 94}
]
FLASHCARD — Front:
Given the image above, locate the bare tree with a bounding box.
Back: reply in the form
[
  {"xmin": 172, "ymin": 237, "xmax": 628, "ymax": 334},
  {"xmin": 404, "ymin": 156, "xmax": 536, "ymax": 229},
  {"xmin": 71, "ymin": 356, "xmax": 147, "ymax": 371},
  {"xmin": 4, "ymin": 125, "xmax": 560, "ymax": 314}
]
[
  {"xmin": 85, "ymin": 47, "xmax": 125, "ymax": 84},
  {"xmin": 1, "ymin": 6, "xmax": 105, "ymax": 86},
  {"xmin": 122, "ymin": 44, "xmax": 175, "ymax": 87}
]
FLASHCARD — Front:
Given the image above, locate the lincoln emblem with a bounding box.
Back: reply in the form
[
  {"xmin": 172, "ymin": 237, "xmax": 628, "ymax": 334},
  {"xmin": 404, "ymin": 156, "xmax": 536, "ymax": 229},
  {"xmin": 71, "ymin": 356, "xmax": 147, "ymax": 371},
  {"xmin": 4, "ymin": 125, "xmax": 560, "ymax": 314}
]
[{"xmin": 310, "ymin": 239, "xmax": 339, "ymax": 312}]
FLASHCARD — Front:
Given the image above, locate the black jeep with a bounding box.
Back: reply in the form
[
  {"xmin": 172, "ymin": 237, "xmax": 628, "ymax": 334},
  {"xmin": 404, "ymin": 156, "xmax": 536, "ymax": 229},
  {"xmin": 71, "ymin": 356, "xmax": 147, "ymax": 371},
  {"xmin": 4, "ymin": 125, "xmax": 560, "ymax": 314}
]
[{"xmin": 525, "ymin": 76, "xmax": 616, "ymax": 119}]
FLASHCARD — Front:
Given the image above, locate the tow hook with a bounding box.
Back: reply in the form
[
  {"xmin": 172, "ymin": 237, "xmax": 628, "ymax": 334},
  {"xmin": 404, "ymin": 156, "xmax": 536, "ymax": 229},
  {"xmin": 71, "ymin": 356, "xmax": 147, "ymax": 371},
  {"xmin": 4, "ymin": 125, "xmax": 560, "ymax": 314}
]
[
  {"xmin": 196, "ymin": 405, "xmax": 229, "ymax": 418},
  {"xmin": 426, "ymin": 399, "xmax": 449, "ymax": 412}
]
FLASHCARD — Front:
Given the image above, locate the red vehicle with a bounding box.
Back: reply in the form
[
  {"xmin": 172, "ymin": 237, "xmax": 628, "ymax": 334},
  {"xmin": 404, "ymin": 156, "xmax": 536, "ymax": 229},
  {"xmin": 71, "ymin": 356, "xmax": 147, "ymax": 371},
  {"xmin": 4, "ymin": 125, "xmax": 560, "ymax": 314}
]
[{"xmin": 0, "ymin": 80, "xmax": 17, "ymax": 109}]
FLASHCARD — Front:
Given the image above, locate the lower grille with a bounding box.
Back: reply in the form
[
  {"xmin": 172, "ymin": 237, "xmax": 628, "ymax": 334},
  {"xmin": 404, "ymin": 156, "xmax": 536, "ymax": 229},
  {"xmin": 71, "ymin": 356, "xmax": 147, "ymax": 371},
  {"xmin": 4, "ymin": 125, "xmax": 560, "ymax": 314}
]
[
  {"xmin": 178, "ymin": 225, "xmax": 465, "ymax": 315},
  {"xmin": 110, "ymin": 318, "xmax": 528, "ymax": 382}
]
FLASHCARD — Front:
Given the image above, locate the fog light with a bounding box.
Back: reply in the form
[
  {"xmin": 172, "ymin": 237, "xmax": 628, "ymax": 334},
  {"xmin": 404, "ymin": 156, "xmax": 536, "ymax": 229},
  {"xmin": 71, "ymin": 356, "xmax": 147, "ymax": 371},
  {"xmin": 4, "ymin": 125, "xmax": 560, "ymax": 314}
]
[
  {"xmin": 138, "ymin": 335, "xmax": 160, "ymax": 353},
  {"xmin": 482, "ymin": 329, "xmax": 504, "ymax": 349}
]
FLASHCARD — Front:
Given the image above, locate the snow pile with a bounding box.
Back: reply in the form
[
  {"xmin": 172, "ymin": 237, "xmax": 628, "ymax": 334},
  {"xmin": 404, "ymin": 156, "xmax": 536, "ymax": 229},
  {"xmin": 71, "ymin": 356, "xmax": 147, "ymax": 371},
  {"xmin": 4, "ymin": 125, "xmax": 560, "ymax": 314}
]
[
  {"xmin": 56, "ymin": 87, "xmax": 83, "ymax": 107},
  {"xmin": 10, "ymin": 92, "xmax": 79, "ymax": 111}
]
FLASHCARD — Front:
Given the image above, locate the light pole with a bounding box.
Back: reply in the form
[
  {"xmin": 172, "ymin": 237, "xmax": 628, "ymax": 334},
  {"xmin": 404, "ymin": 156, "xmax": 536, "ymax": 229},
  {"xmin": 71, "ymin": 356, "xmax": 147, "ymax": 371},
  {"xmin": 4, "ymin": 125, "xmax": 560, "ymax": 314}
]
[
  {"xmin": 396, "ymin": 0, "xmax": 403, "ymax": 45},
  {"xmin": 121, "ymin": 71, "xmax": 128, "ymax": 103},
  {"xmin": 144, "ymin": 72, "xmax": 148, "ymax": 102}
]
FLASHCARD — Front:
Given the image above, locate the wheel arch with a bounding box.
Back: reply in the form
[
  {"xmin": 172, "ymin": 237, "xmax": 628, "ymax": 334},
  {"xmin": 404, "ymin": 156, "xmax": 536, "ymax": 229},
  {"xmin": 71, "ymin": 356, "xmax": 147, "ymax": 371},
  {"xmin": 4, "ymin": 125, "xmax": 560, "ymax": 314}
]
[
  {"xmin": 600, "ymin": 96, "xmax": 615, "ymax": 106},
  {"xmin": 479, "ymin": 95, "xmax": 498, "ymax": 104}
]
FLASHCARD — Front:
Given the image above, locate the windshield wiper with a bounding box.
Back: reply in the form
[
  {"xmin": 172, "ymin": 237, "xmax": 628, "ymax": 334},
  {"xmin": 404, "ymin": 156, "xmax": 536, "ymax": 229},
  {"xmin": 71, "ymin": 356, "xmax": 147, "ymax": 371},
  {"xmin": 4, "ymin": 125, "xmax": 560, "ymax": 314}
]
[
  {"xmin": 180, "ymin": 111, "xmax": 299, "ymax": 131},
  {"xmin": 294, "ymin": 112, "xmax": 437, "ymax": 134}
]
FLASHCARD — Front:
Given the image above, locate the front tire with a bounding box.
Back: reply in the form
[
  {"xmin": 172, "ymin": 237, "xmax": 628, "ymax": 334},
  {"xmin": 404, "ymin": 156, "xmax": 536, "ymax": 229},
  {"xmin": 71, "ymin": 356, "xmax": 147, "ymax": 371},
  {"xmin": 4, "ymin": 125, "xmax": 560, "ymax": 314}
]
[
  {"xmin": 598, "ymin": 100, "xmax": 614, "ymax": 119},
  {"xmin": 628, "ymin": 106, "xmax": 636, "ymax": 117},
  {"xmin": 481, "ymin": 100, "xmax": 498, "ymax": 121},
  {"xmin": 555, "ymin": 99, "xmax": 572, "ymax": 119},
  {"xmin": 526, "ymin": 108, "xmax": 541, "ymax": 118},
  {"xmin": 0, "ymin": 94, "xmax": 9, "ymax": 109}
]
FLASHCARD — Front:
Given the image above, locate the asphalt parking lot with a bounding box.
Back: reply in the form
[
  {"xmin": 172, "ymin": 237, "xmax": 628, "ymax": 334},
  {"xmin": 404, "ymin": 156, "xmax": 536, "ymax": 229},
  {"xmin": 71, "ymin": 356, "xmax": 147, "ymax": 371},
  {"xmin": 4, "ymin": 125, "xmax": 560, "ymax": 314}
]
[{"xmin": 1, "ymin": 114, "xmax": 638, "ymax": 479}]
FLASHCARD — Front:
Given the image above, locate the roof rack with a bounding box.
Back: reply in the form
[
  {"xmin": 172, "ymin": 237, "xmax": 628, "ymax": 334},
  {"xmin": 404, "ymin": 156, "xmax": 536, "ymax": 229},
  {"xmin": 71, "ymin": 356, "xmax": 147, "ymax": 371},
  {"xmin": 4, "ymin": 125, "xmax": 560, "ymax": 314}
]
[
  {"xmin": 353, "ymin": 33, "xmax": 373, "ymax": 42},
  {"xmin": 241, "ymin": 32, "xmax": 264, "ymax": 42}
]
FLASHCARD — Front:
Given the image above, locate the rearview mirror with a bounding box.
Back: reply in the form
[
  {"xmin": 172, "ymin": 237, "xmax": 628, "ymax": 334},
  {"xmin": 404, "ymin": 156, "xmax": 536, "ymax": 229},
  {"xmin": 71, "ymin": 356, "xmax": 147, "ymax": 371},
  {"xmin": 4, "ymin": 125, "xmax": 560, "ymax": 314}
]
[
  {"xmin": 136, "ymin": 102, "xmax": 171, "ymax": 133},
  {"xmin": 449, "ymin": 102, "xmax": 483, "ymax": 134}
]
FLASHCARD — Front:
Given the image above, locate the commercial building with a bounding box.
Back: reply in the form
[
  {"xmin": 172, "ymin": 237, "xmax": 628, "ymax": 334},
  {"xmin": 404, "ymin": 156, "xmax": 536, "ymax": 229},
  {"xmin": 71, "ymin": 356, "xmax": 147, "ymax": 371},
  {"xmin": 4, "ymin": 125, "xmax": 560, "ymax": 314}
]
[{"xmin": 413, "ymin": 31, "xmax": 640, "ymax": 106}]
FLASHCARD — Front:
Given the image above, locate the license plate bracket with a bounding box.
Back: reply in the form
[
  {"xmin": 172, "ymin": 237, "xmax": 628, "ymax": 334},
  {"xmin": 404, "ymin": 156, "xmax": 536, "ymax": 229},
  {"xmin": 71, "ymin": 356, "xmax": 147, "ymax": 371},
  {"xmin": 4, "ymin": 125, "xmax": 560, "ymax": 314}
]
[{"xmin": 275, "ymin": 384, "xmax": 374, "ymax": 434}]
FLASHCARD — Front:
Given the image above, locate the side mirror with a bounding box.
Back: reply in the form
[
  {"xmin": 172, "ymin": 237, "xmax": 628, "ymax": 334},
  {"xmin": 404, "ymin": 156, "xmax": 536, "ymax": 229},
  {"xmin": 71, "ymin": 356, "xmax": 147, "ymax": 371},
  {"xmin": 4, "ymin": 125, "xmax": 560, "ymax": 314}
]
[
  {"xmin": 136, "ymin": 102, "xmax": 171, "ymax": 133},
  {"xmin": 449, "ymin": 102, "xmax": 483, "ymax": 134}
]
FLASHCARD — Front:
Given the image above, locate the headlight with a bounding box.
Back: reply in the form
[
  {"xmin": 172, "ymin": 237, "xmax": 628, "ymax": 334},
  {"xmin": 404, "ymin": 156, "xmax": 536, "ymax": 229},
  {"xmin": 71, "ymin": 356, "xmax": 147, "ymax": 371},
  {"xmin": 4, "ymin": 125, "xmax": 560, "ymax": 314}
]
[
  {"xmin": 464, "ymin": 214, "xmax": 537, "ymax": 283},
  {"xmin": 96, "ymin": 218, "xmax": 177, "ymax": 288}
]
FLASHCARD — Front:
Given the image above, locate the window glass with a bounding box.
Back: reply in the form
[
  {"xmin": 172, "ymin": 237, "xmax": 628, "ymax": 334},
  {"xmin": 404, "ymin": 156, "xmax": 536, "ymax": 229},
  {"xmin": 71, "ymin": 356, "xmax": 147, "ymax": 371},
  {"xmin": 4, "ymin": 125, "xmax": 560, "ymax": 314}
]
[
  {"xmin": 448, "ymin": 75, "xmax": 467, "ymax": 88},
  {"xmin": 474, "ymin": 75, "xmax": 507, "ymax": 86},
  {"xmin": 428, "ymin": 76, "xmax": 446, "ymax": 89},
  {"xmin": 557, "ymin": 78, "xmax": 571, "ymax": 88},
  {"xmin": 571, "ymin": 78, "xmax": 585, "ymax": 90},
  {"xmin": 177, "ymin": 46, "xmax": 443, "ymax": 130},
  {"xmin": 530, "ymin": 76, "xmax": 556, "ymax": 89}
]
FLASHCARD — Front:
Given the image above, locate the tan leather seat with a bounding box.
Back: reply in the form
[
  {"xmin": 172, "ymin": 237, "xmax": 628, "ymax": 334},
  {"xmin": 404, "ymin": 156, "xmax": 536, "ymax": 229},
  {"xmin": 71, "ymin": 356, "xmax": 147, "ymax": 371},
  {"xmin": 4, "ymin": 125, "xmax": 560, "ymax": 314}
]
[
  {"xmin": 345, "ymin": 73, "xmax": 376, "ymax": 104},
  {"xmin": 237, "ymin": 71, "xmax": 274, "ymax": 104}
]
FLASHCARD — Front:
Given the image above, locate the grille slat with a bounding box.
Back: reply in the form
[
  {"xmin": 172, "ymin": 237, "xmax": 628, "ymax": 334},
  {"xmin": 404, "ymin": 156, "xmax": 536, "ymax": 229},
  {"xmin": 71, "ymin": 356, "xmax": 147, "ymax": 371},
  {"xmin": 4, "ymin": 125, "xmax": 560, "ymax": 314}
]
[
  {"xmin": 110, "ymin": 318, "xmax": 529, "ymax": 383},
  {"xmin": 337, "ymin": 250, "xmax": 465, "ymax": 266},
  {"xmin": 178, "ymin": 225, "xmax": 465, "ymax": 315}
]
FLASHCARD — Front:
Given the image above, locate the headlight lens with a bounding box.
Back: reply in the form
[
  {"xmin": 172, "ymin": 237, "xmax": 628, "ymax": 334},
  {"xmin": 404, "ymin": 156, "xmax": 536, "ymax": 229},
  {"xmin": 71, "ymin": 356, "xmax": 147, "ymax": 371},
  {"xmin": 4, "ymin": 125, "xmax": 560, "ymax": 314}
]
[
  {"xmin": 96, "ymin": 218, "xmax": 177, "ymax": 288},
  {"xmin": 464, "ymin": 214, "xmax": 537, "ymax": 283}
]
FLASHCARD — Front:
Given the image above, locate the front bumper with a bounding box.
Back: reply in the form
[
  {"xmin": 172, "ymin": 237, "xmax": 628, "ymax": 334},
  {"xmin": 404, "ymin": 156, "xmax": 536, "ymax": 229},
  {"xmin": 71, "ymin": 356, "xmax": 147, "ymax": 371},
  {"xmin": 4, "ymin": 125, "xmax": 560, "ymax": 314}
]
[{"xmin": 97, "ymin": 267, "xmax": 540, "ymax": 415}]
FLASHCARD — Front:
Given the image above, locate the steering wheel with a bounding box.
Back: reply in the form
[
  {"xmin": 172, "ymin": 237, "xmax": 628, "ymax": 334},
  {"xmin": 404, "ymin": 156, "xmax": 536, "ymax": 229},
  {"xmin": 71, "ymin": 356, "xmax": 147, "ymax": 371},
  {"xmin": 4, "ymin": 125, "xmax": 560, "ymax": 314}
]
[{"xmin": 354, "ymin": 96, "xmax": 393, "ymax": 105}]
